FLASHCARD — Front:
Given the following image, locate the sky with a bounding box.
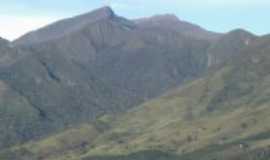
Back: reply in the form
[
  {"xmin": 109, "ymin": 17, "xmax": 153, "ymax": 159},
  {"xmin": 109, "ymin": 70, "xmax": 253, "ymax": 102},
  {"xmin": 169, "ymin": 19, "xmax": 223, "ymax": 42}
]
[{"xmin": 0, "ymin": 0, "xmax": 269, "ymax": 40}]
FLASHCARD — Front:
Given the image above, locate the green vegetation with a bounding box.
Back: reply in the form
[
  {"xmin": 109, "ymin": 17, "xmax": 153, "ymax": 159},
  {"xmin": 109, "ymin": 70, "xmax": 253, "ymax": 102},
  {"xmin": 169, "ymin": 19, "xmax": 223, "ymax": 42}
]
[
  {"xmin": 0, "ymin": 7, "xmax": 213, "ymax": 150},
  {"xmin": 1, "ymin": 7, "xmax": 270, "ymax": 160},
  {"xmin": 2, "ymin": 35, "xmax": 270, "ymax": 160}
]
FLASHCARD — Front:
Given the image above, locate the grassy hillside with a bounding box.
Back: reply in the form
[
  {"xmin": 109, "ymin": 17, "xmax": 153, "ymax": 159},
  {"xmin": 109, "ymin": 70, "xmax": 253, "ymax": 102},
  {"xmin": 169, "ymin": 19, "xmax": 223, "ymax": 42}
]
[{"xmin": 2, "ymin": 35, "xmax": 270, "ymax": 160}]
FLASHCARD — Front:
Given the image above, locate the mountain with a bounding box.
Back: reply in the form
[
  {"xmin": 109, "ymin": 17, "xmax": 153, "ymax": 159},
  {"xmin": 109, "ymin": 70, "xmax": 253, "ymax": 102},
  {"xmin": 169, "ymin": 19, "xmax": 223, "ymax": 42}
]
[
  {"xmin": 15, "ymin": 7, "xmax": 220, "ymax": 46},
  {"xmin": 134, "ymin": 14, "xmax": 220, "ymax": 41},
  {"xmin": 0, "ymin": 37, "xmax": 9, "ymax": 45},
  {"xmin": 1, "ymin": 6, "xmax": 269, "ymax": 160},
  {"xmin": 0, "ymin": 7, "xmax": 224, "ymax": 150},
  {"xmin": 207, "ymin": 29, "xmax": 257, "ymax": 66},
  {"xmin": 2, "ymin": 34, "xmax": 270, "ymax": 160},
  {"xmin": 14, "ymin": 7, "xmax": 118, "ymax": 45}
]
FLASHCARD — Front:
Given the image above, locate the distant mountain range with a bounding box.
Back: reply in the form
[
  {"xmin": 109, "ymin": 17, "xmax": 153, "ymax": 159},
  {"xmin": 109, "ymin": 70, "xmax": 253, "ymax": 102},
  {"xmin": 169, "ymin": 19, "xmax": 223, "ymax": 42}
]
[{"xmin": 0, "ymin": 6, "xmax": 270, "ymax": 160}]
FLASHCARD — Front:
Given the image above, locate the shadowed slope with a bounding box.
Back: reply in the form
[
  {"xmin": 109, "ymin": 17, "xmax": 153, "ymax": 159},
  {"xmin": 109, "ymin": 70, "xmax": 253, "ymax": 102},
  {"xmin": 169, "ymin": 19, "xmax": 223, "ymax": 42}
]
[
  {"xmin": 0, "ymin": 7, "xmax": 218, "ymax": 150},
  {"xmin": 2, "ymin": 36, "xmax": 270, "ymax": 160}
]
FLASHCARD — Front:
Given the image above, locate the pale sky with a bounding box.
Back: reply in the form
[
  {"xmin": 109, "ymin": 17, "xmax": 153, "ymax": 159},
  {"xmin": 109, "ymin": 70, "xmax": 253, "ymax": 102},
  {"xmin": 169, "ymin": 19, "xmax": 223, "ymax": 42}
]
[{"xmin": 0, "ymin": 0, "xmax": 269, "ymax": 40}]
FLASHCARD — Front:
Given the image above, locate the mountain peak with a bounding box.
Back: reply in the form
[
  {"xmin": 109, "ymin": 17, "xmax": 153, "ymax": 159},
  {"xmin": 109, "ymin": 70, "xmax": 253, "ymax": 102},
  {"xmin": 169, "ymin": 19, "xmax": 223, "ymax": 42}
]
[
  {"xmin": 14, "ymin": 6, "xmax": 117, "ymax": 45},
  {"xmin": 225, "ymin": 28, "xmax": 256, "ymax": 45},
  {"xmin": 228, "ymin": 28, "xmax": 253, "ymax": 35},
  {"xmin": 86, "ymin": 6, "xmax": 115, "ymax": 19},
  {"xmin": 98, "ymin": 6, "xmax": 114, "ymax": 12}
]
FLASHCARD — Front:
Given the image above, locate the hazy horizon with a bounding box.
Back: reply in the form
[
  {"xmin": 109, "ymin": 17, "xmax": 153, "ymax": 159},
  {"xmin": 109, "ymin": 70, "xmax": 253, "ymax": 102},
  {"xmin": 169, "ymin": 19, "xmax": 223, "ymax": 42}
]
[{"xmin": 0, "ymin": 0, "xmax": 269, "ymax": 40}]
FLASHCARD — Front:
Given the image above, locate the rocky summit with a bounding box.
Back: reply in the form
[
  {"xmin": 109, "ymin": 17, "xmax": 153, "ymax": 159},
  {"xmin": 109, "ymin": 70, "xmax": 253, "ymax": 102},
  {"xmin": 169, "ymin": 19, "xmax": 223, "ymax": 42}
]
[{"xmin": 0, "ymin": 6, "xmax": 269, "ymax": 160}]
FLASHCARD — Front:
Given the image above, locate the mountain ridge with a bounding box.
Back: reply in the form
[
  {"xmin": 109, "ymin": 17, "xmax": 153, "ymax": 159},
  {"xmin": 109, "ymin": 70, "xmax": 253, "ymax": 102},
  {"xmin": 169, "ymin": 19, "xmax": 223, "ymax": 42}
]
[
  {"xmin": 14, "ymin": 7, "xmax": 221, "ymax": 46},
  {"xmin": 13, "ymin": 6, "xmax": 127, "ymax": 45},
  {"xmin": 0, "ymin": 6, "xmax": 269, "ymax": 160},
  {"xmin": 207, "ymin": 28, "xmax": 257, "ymax": 66},
  {"xmin": 0, "ymin": 6, "xmax": 216, "ymax": 150},
  {"xmin": 134, "ymin": 13, "xmax": 221, "ymax": 41},
  {"xmin": 2, "ymin": 35, "xmax": 270, "ymax": 160}
]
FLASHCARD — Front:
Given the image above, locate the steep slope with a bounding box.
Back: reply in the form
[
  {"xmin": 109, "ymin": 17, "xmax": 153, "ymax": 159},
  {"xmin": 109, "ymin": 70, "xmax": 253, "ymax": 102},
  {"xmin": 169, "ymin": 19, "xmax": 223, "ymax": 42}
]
[
  {"xmin": 0, "ymin": 37, "xmax": 9, "ymax": 45},
  {"xmin": 83, "ymin": 34, "xmax": 270, "ymax": 159},
  {"xmin": 2, "ymin": 35, "xmax": 270, "ymax": 160},
  {"xmin": 15, "ymin": 7, "xmax": 220, "ymax": 46},
  {"xmin": 0, "ymin": 38, "xmax": 30, "ymax": 66},
  {"xmin": 207, "ymin": 29, "xmax": 257, "ymax": 66},
  {"xmin": 14, "ymin": 7, "xmax": 121, "ymax": 45},
  {"xmin": 0, "ymin": 7, "xmax": 218, "ymax": 150},
  {"xmin": 0, "ymin": 39, "xmax": 47, "ymax": 149}
]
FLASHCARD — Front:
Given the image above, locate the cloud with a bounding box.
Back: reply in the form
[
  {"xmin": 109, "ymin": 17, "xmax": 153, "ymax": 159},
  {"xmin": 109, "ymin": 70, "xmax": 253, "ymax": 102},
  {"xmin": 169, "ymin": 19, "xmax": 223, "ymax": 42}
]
[{"xmin": 0, "ymin": 15, "xmax": 58, "ymax": 40}]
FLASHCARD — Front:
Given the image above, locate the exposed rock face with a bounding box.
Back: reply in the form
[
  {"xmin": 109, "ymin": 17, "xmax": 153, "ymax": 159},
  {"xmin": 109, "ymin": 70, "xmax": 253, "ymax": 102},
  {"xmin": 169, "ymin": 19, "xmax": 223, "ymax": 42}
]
[
  {"xmin": 14, "ymin": 6, "xmax": 118, "ymax": 45},
  {"xmin": 0, "ymin": 7, "xmax": 216, "ymax": 149},
  {"xmin": 0, "ymin": 7, "xmax": 253, "ymax": 150},
  {"xmin": 2, "ymin": 35, "xmax": 270, "ymax": 160},
  {"xmin": 207, "ymin": 29, "xmax": 257, "ymax": 66},
  {"xmin": 134, "ymin": 14, "xmax": 221, "ymax": 41}
]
